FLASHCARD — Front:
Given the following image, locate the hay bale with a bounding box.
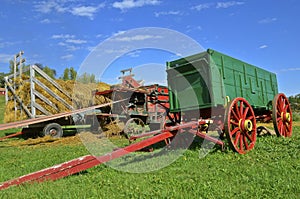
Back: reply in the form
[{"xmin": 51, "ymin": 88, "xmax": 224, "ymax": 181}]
[{"xmin": 4, "ymin": 75, "xmax": 111, "ymax": 123}]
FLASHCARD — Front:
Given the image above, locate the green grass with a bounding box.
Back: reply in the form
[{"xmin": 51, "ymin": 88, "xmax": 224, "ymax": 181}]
[
  {"xmin": 0, "ymin": 96, "xmax": 22, "ymax": 138},
  {"xmin": 0, "ymin": 132, "xmax": 300, "ymax": 198},
  {"xmin": 1, "ymin": 95, "xmax": 300, "ymax": 198},
  {"xmin": 0, "ymin": 95, "xmax": 5, "ymax": 124}
]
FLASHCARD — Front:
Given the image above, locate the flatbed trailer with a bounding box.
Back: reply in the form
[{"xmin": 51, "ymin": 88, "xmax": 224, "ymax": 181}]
[{"xmin": 0, "ymin": 99, "xmax": 127, "ymax": 140}]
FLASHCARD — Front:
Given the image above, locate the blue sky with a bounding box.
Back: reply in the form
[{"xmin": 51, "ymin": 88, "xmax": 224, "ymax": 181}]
[{"xmin": 0, "ymin": 0, "xmax": 299, "ymax": 96}]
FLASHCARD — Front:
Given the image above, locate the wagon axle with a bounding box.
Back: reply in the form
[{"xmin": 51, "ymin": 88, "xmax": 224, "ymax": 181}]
[
  {"xmin": 281, "ymin": 112, "xmax": 291, "ymax": 123},
  {"xmin": 239, "ymin": 119, "xmax": 253, "ymax": 132}
]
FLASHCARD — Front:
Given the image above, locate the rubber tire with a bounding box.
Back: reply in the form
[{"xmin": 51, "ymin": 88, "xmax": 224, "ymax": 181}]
[{"xmin": 42, "ymin": 123, "xmax": 63, "ymax": 138}]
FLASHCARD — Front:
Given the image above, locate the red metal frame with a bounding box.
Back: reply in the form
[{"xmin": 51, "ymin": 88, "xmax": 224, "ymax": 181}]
[{"xmin": 0, "ymin": 132, "xmax": 23, "ymax": 141}]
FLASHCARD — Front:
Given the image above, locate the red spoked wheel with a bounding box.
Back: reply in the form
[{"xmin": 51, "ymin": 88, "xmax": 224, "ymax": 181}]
[
  {"xmin": 272, "ymin": 93, "xmax": 293, "ymax": 137},
  {"xmin": 224, "ymin": 98, "xmax": 257, "ymax": 154}
]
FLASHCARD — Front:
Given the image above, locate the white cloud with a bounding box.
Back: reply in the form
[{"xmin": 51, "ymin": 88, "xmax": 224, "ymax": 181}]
[
  {"xmin": 258, "ymin": 17, "xmax": 277, "ymax": 24},
  {"xmin": 52, "ymin": 34, "xmax": 75, "ymax": 39},
  {"xmin": 66, "ymin": 45, "xmax": 80, "ymax": 51},
  {"xmin": 112, "ymin": 0, "xmax": 161, "ymax": 10},
  {"xmin": 280, "ymin": 68, "xmax": 300, "ymax": 72},
  {"xmin": 70, "ymin": 4, "xmax": 105, "ymax": 20},
  {"xmin": 0, "ymin": 41, "xmax": 16, "ymax": 48},
  {"xmin": 105, "ymin": 48, "xmax": 129, "ymax": 54},
  {"xmin": 61, "ymin": 54, "xmax": 73, "ymax": 60},
  {"xmin": 191, "ymin": 3, "xmax": 212, "ymax": 11},
  {"xmin": 66, "ymin": 39, "xmax": 87, "ymax": 44},
  {"xmin": 192, "ymin": 1, "xmax": 244, "ymax": 11},
  {"xmin": 0, "ymin": 54, "xmax": 13, "ymax": 63},
  {"xmin": 216, "ymin": 1, "xmax": 244, "ymax": 8},
  {"xmin": 52, "ymin": 35, "xmax": 86, "ymax": 51},
  {"xmin": 126, "ymin": 50, "xmax": 141, "ymax": 57},
  {"xmin": 259, "ymin": 45, "xmax": 268, "ymax": 49},
  {"xmin": 113, "ymin": 34, "xmax": 162, "ymax": 41},
  {"xmin": 58, "ymin": 42, "xmax": 80, "ymax": 51},
  {"xmin": 112, "ymin": 30, "xmax": 126, "ymax": 37},
  {"xmin": 34, "ymin": 1, "xmax": 67, "ymax": 13},
  {"xmin": 87, "ymin": 46, "xmax": 96, "ymax": 52},
  {"xmin": 58, "ymin": 42, "xmax": 67, "ymax": 46},
  {"xmin": 34, "ymin": 1, "xmax": 104, "ymax": 20},
  {"xmin": 154, "ymin": 11, "xmax": 183, "ymax": 17},
  {"xmin": 40, "ymin": 18, "xmax": 51, "ymax": 24}
]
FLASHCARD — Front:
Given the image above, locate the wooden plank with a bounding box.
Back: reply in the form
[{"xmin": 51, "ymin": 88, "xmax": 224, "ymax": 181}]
[
  {"xmin": 33, "ymin": 65, "xmax": 72, "ymax": 99},
  {"xmin": 33, "ymin": 90, "xmax": 59, "ymax": 112},
  {"xmin": 33, "ymin": 102, "xmax": 51, "ymax": 116},
  {"xmin": 5, "ymin": 67, "xmax": 30, "ymax": 79},
  {"xmin": 4, "ymin": 78, "xmax": 33, "ymax": 118},
  {"xmin": 32, "ymin": 77, "xmax": 74, "ymax": 110},
  {"xmin": 30, "ymin": 65, "xmax": 36, "ymax": 117}
]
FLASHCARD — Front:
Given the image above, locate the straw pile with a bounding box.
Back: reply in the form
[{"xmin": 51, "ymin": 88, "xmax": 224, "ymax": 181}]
[{"xmin": 4, "ymin": 76, "xmax": 111, "ymax": 123}]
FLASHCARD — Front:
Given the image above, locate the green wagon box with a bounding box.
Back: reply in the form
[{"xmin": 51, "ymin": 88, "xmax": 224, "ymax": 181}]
[{"xmin": 166, "ymin": 48, "xmax": 278, "ymax": 112}]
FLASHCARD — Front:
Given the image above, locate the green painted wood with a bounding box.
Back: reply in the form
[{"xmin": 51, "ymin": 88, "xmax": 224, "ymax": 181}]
[{"xmin": 166, "ymin": 49, "xmax": 278, "ymax": 112}]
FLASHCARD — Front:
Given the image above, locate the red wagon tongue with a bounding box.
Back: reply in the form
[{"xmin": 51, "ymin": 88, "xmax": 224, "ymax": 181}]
[{"xmin": 0, "ymin": 131, "xmax": 174, "ymax": 190}]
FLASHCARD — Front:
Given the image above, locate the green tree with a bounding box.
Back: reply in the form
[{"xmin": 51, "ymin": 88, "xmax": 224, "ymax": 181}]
[
  {"xmin": 0, "ymin": 72, "xmax": 5, "ymax": 87},
  {"xmin": 70, "ymin": 67, "xmax": 77, "ymax": 80},
  {"xmin": 77, "ymin": 72, "xmax": 97, "ymax": 84},
  {"xmin": 42, "ymin": 66, "xmax": 56, "ymax": 79},
  {"xmin": 62, "ymin": 68, "xmax": 70, "ymax": 80},
  {"xmin": 8, "ymin": 60, "xmax": 15, "ymax": 74}
]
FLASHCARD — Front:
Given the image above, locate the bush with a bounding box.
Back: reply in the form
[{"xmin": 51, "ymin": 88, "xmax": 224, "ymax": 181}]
[{"xmin": 293, "ymin": 112, "xmax": 300, "ymax": 121}]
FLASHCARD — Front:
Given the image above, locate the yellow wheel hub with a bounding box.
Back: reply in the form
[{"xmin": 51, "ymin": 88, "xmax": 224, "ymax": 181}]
[
  {"xmin": 281, "ymin": 112, "xmax": 291, "ymax": 122},
  {"xmin": 239, "ymin": 119, "xmax": 253, "ymax": 132}
]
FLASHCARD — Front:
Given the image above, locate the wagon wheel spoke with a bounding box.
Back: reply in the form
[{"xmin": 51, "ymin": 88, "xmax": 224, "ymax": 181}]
[
  {"xmin": 230, "ymin": 120, "xmax": 239, "ymax": 127},
  {"xmin": 231, "ymin": 110, "xmax": 240, "ymax": 122},
  {"xmin": 230, "ymin": 127, "xmax": 239, "ymax": 136},
  {"xmin": 246, "ymin": 116, "xmax": 254, "ymax": 120},
  {"xmin": 234, "ymin": 103, "xmax": 241, "ymax": 118},
  {"xmin": 244, "ymin": 131, "xmax": 253, "ymax": 142},
  {"xmin": 243, "ymin": 107, "xmax": 249, "ymax": 119},
  {"xmin": 243, "ymin": 135, "xmax": 249, "ymax": 150},
  {"xmin": 283, "ymin": 103, "xmax": 288, "ymax": 112},
  {"xmin": 233, "ymin": 132, "xmax": 241, "ymax": 146},
  {"xmin": 239, "ymin": 101, "xmax": 244, "ymax": 118},
  {"xmin": 239, "ymin": 135, "xmax": 244, "ymax": 151},
  {"xmin": 224, "ymin": 98, "xmax": 257, "ymax": 154}
]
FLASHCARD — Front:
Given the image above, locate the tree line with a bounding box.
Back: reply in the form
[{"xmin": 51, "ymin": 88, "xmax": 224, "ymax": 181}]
[
  {"xmin": 289, "ymin": 95, "xmax": 300, "ymax": 112},
  {"xmin": 0, "ymin": 61, "xmax": 98, "ymax": 87}
]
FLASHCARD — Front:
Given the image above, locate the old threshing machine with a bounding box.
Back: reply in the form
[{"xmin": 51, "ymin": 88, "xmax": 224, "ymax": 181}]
[{"xmin": 91, "ymin": 68, "xmax": 169, "ymax": 136}]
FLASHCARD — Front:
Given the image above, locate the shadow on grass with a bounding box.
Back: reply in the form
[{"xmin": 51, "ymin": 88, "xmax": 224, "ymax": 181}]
[{"xmin": 107, "ymin": 132, "xmax": 224, "ymax": 168}]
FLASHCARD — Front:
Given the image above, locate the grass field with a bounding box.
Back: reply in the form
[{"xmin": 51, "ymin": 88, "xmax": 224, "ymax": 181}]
[{"xmin": 0, "ymin": 95, "xmax": 300, "ymax": 198}]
